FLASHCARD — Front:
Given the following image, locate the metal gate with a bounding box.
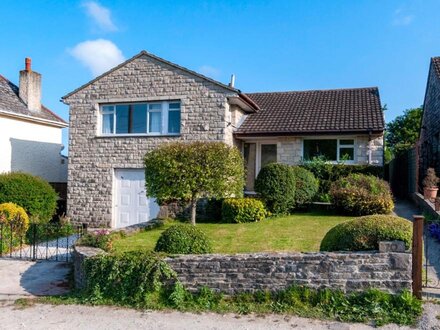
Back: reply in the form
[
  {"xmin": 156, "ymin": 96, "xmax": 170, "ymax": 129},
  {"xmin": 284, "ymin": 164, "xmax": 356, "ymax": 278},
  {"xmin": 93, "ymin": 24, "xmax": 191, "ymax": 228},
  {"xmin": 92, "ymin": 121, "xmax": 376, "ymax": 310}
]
[
  {"xmin": 423, "ymin": 224, "xmax": 440, "ymax": 289},
  {"xmin": 0, "ymin": 222, "xmax": 86, "ymax": 262}
]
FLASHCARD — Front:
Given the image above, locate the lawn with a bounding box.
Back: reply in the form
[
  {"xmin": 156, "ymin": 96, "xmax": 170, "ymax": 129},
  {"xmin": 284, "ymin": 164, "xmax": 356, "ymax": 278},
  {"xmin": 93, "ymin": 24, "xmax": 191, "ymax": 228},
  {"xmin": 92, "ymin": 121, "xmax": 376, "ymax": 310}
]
[{"xmin": 112, "ymin": 211, "xmax": 354, "ymax": 254}]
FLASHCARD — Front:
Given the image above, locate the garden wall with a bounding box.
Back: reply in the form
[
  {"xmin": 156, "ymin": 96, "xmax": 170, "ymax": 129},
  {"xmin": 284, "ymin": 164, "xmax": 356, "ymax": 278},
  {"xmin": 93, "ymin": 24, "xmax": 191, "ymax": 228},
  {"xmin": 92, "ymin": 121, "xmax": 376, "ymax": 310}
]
[{"xmin": 74, "ymin": 241, "xmax": 411, "ymax": 294}]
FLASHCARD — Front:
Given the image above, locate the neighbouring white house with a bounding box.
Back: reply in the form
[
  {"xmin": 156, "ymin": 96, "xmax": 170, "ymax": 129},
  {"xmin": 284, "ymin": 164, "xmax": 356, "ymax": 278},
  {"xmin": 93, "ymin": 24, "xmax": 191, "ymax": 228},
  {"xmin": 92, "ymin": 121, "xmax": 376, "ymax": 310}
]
[{"xmin": 0, "ymin": 58, "xmax": 68, "ymax": 188}]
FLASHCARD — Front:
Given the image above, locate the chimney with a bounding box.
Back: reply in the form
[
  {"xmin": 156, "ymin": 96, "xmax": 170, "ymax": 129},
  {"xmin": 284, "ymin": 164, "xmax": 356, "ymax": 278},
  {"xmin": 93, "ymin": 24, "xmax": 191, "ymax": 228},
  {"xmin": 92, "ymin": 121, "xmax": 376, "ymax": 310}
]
[
  {"xmin": 229, "ymin": 74, "xmax": 235, "ymax": 88},
  {"xmin": 19, "ymin": 58, "xmax": 41, "ymax": 111}
]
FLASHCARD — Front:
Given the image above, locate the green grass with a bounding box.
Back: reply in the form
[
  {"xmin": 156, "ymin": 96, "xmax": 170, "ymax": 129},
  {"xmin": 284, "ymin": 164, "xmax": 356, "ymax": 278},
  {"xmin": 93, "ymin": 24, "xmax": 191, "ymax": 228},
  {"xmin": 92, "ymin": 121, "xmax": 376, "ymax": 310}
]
[{"xmin": 112, "ymin": 211, "xmax": 353, "ymax": 254}]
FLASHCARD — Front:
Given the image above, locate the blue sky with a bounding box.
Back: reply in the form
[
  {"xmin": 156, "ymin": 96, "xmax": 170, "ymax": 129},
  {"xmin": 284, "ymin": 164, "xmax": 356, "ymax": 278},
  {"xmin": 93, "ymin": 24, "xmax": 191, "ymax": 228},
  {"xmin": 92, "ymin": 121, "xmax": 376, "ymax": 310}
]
[{"xmin": 1, "ymin": 0, "xmax": 440, "ymax": 152}]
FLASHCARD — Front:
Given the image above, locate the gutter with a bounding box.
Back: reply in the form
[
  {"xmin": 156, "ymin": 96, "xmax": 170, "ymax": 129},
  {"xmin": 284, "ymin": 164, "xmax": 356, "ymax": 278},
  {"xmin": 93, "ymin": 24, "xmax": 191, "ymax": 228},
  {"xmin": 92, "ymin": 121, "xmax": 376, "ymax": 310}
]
[{"xmin": 0, "ymin": 109, "xmax": 68, "ymax": 128}]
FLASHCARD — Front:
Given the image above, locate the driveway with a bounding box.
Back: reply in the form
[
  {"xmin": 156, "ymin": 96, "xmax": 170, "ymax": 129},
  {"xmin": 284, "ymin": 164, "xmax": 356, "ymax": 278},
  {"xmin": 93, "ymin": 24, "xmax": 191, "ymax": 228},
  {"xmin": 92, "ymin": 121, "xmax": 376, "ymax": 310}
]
[{"xmin": 0, "ymin": 259, "xmax": 70, "ymax": 299}]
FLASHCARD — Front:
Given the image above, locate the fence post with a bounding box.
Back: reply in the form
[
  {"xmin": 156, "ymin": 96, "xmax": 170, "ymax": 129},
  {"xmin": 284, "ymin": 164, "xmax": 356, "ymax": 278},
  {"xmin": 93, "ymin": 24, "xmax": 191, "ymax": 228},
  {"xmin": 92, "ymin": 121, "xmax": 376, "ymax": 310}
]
[
  {"xmin": 82, "ymin": 223, "xmax": 88, "ymax": 236},
  {"xmin": 412, "ymin": 215, "xmax": 424, "ymax": 299}
]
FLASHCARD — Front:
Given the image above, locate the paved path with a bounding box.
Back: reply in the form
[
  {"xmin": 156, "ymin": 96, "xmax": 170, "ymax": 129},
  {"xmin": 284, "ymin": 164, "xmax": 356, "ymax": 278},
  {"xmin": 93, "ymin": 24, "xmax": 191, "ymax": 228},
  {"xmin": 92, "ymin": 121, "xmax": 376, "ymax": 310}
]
[
  {"xmin": 0, "ymin": 259, "xmax": 70, "ymax": 299},
  {"xmin": 393, "ymin": 199, "xmax": 440, "ymax": 298},
  {"xmin": 1, "ymin": 302, "xmax": 439, "ymax": 330}
]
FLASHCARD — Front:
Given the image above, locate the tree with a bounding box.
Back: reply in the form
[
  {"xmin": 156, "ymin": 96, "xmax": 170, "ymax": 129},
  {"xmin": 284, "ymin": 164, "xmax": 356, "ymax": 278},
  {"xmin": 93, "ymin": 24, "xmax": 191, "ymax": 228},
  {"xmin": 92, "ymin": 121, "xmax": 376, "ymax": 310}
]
[
  {"xmin": 144, "ymin": 142, "xmax": 244, "ymax": 225},
  {"xmin": 386, "ymin": 107, "xmax": 423, "ymax": 156}
]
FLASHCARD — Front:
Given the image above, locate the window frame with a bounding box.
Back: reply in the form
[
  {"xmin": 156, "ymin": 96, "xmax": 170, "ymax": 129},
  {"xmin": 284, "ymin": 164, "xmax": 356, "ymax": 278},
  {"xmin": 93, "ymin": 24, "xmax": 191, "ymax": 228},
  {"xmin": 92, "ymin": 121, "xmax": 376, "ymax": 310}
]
[
  {"xmin": 302, "ymin": 137, "xmax": 356, "ymax": 163},
  {"xmin": 98, "ymin": 101, "xmax": 181, "ymax": 137}
]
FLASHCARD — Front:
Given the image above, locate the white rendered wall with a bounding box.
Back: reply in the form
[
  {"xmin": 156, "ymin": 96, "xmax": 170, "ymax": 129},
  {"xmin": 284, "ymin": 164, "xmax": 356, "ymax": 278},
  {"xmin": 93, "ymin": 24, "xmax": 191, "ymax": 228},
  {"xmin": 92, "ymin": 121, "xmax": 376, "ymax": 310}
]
[{"xmin": 0, "ymin": 115, "xmax": 67, "ymax": 182}]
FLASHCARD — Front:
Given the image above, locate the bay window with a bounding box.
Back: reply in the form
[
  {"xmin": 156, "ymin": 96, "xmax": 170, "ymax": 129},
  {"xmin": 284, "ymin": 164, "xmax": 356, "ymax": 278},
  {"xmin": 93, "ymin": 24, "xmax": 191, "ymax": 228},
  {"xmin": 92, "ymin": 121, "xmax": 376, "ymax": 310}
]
[{"xmin": 100, "ymin": 101, "xmax": 181, "ymax": 135}]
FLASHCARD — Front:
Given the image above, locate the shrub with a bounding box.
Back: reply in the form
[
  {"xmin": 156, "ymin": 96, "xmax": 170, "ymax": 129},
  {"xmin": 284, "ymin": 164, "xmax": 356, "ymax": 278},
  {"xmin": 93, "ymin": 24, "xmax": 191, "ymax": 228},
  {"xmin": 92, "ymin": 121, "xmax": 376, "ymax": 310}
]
[
  {"xmin": 291, "ymin": 166, "xmax": 319, "ymax": 206},
  {"xmin": 0, "ymin": 202, "xmax": 30, "ymax": 253},
  {"xmin": 144, "ymin": 142, "xmax": 244, "ymax": 225},
  {"xmin": 221, "ymin": 198, "xmax": 267, "ymax": 223},
  {"xmin": 0, "ymin": 172, "xmax": 58, "ymax": 223},
  {"xmin": 254, "ymin": 163, "xmax": 296, "ymax": 214},
  {"xmin": 320, "ymin": 214, "xmax": 412, "ymax": 251},
  {"xmin": 76, "ymin": 230, "xmax": 126, "ymax": 252},
  {"xmin": 330, "ymin": 174, "xmax": 394, "ymax": 215},
  {"xmin": 154, "ymin": 224, "xmax": 213, "ymax": 254},
  {"xmin": 301, "ymin": 158, "xmax": 384, "ymax": 202}
]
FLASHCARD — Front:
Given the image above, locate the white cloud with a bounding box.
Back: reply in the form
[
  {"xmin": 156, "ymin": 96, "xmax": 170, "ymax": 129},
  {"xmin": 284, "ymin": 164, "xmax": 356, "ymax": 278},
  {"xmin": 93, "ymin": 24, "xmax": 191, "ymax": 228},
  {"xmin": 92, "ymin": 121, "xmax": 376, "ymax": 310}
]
[
  {"xmin": 70, "ymin": 39, "xmax": 125, "ymax": 76},
  {"xmin": 82, "ymin": 1, "xmax": 117, "ymax": 32},
  {"xmin": 199, "ymin": 65, "xmax": 221, "ymax": 79},
  {"xmin": 392, "ymin": 9, "xmax": 414, "ymax": 26}
]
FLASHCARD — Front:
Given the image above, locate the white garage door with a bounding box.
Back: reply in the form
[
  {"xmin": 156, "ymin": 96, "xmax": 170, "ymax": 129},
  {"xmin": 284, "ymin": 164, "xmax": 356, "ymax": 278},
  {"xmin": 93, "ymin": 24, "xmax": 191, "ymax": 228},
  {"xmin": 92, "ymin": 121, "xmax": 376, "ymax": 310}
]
[{"xmin": 114, "ymin": 169, "xmax": 160, "ymax": 228}]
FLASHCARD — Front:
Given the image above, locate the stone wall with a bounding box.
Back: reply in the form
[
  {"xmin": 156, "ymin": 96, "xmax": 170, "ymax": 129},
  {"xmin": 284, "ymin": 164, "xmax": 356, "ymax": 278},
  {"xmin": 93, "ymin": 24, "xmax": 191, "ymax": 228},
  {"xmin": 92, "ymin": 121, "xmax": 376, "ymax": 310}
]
[
  {"xmin": 74, "ymin": 242, "xmax": 411, "ymax": 294},
  {"xmin": 64, "ymin": 54, "xmax": 238, "ymax": 227}
]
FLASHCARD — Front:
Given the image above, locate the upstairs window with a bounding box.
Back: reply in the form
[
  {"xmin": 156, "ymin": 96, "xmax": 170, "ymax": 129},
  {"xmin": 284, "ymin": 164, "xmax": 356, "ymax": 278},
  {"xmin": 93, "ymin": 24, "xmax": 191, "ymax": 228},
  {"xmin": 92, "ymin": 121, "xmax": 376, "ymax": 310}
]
[
  {"xmin": 101, "ymin": 101, "xmax": 181, "ymax": 135},
  {"xmin": 303, "ymin": 138, "xmax": 355, "ymax": 162}
]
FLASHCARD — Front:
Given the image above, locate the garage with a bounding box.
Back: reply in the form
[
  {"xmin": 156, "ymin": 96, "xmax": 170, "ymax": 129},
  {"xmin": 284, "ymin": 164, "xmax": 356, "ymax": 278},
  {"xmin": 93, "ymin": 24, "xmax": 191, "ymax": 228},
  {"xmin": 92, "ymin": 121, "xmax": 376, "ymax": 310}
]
[{"xmin": 114, "ymin": 168, "xmax": 160, "ymax": 228}]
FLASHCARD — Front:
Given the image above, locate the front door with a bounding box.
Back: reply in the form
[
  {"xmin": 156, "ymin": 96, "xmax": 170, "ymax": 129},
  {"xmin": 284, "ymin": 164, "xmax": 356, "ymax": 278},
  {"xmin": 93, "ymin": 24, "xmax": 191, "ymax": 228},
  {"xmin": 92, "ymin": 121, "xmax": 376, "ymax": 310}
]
[{"xmin": 114, "ymin": 169, "xmax": 160, "ymax": 228}]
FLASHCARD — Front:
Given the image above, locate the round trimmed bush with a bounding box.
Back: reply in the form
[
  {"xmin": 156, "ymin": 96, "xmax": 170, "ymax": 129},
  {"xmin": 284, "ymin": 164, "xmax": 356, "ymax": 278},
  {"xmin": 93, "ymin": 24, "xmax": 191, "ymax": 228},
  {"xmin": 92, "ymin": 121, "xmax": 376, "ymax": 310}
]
[
  {"xmin": 330, "ymin": 174, "xmax": 393, "ymax": 216},
  {"xmin": 0, "ymin": 172, "xmax": 58, "ymax": 223},
  {"xmin": 291, "ymin": 166, "xmax": 319, "ymax": 206},
  {"xmin": 154, "ymin": 224, "xmax": 213, "ymax": 254},
  {"xmin": 221, "ymin": 198, "xmax": 267, "ymax": 223},
  {"xmin": 320, "ymin": 214, "xmax": 412, "ymax": 251},
  {"xmin": 255, "ymin": 163, "xmax": 296, "ymax": 214}
]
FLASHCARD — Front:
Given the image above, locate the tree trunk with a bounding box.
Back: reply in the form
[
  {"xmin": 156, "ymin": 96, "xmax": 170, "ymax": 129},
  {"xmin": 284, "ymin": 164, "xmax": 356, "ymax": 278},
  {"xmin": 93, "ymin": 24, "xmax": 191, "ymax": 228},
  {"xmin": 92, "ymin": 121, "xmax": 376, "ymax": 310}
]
[{"xmin": 190, "ymin": 197, "xmax": 197, "ymax": 225}]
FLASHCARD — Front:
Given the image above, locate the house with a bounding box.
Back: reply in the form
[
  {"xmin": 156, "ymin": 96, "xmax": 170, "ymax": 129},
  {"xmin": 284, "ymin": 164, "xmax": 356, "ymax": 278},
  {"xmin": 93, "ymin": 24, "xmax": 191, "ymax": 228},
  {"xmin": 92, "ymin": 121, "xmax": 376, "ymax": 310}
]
[
  {"xmin": 0, "ymin": 58, "xmax": 68, "ymax": 202},
  {"xmin": 419, "ymin": 57, "xmax": 440, "ymax": 187},
  {"xmin": 62, "ymin": 50, "xmax": 384, "ymax": 228}
]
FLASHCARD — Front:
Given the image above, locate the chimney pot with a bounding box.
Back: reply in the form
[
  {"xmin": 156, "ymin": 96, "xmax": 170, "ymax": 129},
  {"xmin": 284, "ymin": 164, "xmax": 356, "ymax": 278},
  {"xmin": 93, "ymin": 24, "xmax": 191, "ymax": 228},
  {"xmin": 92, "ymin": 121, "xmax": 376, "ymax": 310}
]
[{"xmin": 25, "ymin": 58, "xmax": 31, "ymax": 71}]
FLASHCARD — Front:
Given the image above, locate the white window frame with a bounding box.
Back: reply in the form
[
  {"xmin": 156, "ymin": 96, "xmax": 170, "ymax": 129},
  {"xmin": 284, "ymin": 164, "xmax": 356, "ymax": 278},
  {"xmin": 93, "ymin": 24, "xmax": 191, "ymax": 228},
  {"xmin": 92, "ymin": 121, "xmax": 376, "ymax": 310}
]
[
  {"xmin": 302, "ymin": 137, "xmax": 356, "ymax": 164},
  {"xmin": 242, "ymin": 140, "xmax": 278, "ymax": 177},
  {"xmin": 98, "ymin": 101, "xmax": 181, "ymax": 137}
]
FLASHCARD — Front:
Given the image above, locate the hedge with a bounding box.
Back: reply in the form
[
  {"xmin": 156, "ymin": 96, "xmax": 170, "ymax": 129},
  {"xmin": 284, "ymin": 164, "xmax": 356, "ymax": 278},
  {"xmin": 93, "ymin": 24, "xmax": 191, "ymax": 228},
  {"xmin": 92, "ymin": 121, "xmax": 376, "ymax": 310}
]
[
  {"xmin": 221, "ymin": 198, "xmax": 267, "ymax": 223},
  {"xmin": 154, "ymin": 224, "xmax": 213, "ymax": 254}
]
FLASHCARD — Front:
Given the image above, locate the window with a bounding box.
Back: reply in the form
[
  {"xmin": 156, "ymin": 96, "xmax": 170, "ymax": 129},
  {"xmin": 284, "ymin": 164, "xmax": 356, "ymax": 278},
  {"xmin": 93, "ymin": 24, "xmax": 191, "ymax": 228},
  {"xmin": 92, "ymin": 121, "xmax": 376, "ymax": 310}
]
[
  {"xmin": 100, "ymin": 101, "xmax": 180, "ymax": 135},
  {"xmin": 261, "ymin": 144, "xmax": 277, "ymax": 168},
  {"xmin": 303, "ymin": 139, "xmax": 355, "ymax": 162}
]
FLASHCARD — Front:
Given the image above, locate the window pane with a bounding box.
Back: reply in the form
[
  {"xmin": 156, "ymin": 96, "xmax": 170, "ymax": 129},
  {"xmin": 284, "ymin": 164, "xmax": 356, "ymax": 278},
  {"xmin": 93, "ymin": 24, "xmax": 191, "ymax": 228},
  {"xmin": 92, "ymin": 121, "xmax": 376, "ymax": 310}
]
[
  {"xmin": 244, "ymin": 143, "xmax": 256, "ymax": 191},
  {"xmin": 169, "ymin": 103, "xmax": 180, "ymax": 110},
  {"xmin": 102, "ymin": 105, "xmax": 114, "ymax": 113},
  {"xmin": 340, "ymin": 139, "xmax": 354, "ymax": 145},
  {"xmin": 339, "ymin": 147, "xmax": 354, "ymax": 161},
  {"xmin": 303, "ymin": 140, "xmax": 337, "ymax": 161},
  {"xmin": 168, "ymin": 110, "xmax": 181, "ymax": 133},
  {"xmin": 102, "ymin": 113, "xmax": 114, "ymax": 134},
  {"xmin": 148, "ymin": 111, "xmax": 162, "ymax": 133},
  {"xmin": 115, "ymin": 105, "xmax": 129, "ymax": 134},
  {"xmin": 149, "ymin": 103, "xmax": 161, "ymax": 111},
  {"xmin": 261, "ymin": 144, "xmax": 277, "ymax": 168},
  {"xmin": 132, "ymin": 104, "xmax": 147, "ymax": 133}
]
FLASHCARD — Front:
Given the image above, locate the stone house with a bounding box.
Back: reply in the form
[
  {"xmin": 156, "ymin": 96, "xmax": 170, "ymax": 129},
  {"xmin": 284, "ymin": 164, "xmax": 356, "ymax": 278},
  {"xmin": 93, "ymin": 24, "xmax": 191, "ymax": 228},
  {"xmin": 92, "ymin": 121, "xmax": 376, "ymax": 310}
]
[
  {"xmin": 0, "ymin": 58, "xmax": 68, "ymax": 203},
  {"xmin": 420, "ymin": 57, "xmax": 440, "ymax": 186},
  {"xmin": 63, "ymin": 51, "xmax": 384, "ymax": 228}
]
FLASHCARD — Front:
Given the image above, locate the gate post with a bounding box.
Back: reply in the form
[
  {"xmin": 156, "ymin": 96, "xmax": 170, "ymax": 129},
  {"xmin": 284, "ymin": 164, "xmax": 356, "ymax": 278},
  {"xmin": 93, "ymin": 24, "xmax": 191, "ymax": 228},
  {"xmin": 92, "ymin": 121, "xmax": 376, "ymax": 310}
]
[{"xmin": 412, "ymin": 215, "xmax": 424, "ymax": 299}]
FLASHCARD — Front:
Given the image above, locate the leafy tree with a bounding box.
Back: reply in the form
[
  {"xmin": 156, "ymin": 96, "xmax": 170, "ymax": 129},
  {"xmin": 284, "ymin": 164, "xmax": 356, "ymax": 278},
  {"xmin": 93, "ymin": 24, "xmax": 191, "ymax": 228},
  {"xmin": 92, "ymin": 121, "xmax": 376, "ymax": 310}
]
[
  {"xmin": 386, "ymin": 107, "xmax": 423, "ymax": 156},
  {"xmin": 144, "ymin": 142, "xmax": 244, "ymax": 225}
]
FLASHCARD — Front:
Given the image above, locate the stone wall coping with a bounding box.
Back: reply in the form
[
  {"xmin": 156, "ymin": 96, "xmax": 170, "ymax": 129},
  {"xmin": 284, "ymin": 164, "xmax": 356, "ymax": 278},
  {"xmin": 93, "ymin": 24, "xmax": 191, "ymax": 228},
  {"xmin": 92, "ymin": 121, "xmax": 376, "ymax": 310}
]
[{"xmin": 74, "ymin": 245, "xmax": 107, "ymax": 257}]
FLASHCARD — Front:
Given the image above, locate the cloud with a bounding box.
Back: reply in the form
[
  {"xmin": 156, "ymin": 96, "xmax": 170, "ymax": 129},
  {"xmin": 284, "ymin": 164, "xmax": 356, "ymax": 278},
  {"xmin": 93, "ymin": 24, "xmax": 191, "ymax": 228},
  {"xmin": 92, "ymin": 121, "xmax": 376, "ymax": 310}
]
[
  {"xmin": 82, "ymin": 1, "xmax": 117, "ymax": 32},
  {"xmin": 198, "ymin": 65, "xmax": 221, "ymax": 79},
  {"xmin": 70, "ymin": 39, "xmax": 125, "ymax": 76},
  {"xmin": 392, "ymin": 8, "xmax": 414, "ymax": 26}
]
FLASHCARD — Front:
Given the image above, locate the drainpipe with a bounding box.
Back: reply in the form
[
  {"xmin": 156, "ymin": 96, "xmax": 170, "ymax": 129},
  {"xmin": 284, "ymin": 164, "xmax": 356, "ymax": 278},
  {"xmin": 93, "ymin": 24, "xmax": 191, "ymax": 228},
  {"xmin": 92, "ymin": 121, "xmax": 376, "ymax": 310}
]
[{"xmin": 368, "ymin": 130, "xmax": 372, "ymax": 165}]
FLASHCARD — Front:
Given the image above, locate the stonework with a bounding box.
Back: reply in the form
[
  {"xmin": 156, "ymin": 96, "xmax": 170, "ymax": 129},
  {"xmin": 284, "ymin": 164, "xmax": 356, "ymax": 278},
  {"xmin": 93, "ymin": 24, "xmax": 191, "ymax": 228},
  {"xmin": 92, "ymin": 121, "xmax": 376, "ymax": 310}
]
[
  {"xmin": 73, "ymin": 244, "xmax": 412, "ymax": 294},
  {"xmin": 64, "ymin": 54, "xmax": 238, "ymax": 227}
]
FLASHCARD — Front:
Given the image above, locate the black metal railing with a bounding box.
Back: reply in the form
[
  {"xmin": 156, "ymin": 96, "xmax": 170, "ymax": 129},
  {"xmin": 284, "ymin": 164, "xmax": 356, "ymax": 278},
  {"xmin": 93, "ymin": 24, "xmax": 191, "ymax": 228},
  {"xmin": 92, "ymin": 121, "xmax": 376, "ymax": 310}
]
[{"xmin": 0, "ymin": 222, "xmax": 86, "ymax": 262}]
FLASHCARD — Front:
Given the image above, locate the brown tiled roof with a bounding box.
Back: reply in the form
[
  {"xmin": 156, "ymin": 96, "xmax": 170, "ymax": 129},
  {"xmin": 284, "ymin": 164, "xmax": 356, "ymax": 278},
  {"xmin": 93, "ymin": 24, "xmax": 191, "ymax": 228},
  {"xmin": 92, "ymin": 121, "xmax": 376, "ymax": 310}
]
[
  {"xmin": 0, "ymin": 75, "xmax": 67, "ymax": 126},
  {"xmin": 235, "ymin": 87, "xmax": 384, "ymax": 136},
  {"xmin": 432, "ymin": 57, "xmax": 440, "ymax": 78}
]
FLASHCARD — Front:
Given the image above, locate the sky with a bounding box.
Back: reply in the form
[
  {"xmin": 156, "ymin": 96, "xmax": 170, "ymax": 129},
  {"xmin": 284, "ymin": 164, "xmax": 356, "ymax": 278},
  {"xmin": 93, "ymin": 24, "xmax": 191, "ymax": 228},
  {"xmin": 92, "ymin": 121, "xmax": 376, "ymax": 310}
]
[{"xmin": 1, "ymin": 0, "xmax": 440, "ymax": 153}]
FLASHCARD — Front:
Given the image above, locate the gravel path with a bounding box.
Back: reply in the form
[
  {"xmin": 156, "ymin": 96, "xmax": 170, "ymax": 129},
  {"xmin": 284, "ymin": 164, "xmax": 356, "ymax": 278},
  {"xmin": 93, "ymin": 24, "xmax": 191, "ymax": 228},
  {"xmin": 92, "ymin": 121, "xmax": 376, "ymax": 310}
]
[{"xmin": 1, "ymin": 302, "xmax": 439, "ymax": 330}]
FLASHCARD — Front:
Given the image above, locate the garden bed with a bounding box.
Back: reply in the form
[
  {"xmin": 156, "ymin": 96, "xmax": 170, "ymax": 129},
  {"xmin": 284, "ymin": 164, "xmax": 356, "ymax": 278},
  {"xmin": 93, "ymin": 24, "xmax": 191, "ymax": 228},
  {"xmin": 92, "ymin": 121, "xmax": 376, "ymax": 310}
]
[{"xmin": 112, "ymin": 211, "xmax": 353, "ymax": 254}]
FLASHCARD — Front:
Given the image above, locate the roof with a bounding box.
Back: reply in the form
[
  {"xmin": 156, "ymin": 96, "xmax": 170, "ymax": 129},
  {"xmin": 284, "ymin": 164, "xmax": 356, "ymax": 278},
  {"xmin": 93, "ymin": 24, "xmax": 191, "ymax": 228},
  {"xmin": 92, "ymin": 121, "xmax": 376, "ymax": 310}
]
[
  {"xmin": 432, "ymin": 57, "xmax": 440, "ymax": 78},
  {"xmin": 62, "ymin": 50, "xmax": 239, "ymax": 100},
  {"xmin": 235, "ymin": 87, "xmax": 384, "ymax": 136},
  {"xmin": 0, "ymin": 75, "xmax": 67, "ymax": 127}
]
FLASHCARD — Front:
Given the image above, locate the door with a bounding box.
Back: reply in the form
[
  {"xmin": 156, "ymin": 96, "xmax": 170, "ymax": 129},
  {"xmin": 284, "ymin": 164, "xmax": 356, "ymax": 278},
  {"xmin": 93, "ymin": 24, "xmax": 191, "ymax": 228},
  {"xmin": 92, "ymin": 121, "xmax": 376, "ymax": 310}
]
[{"xmin": 114, "ymin": 169, "xmax": 160, "ymax": 228}]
